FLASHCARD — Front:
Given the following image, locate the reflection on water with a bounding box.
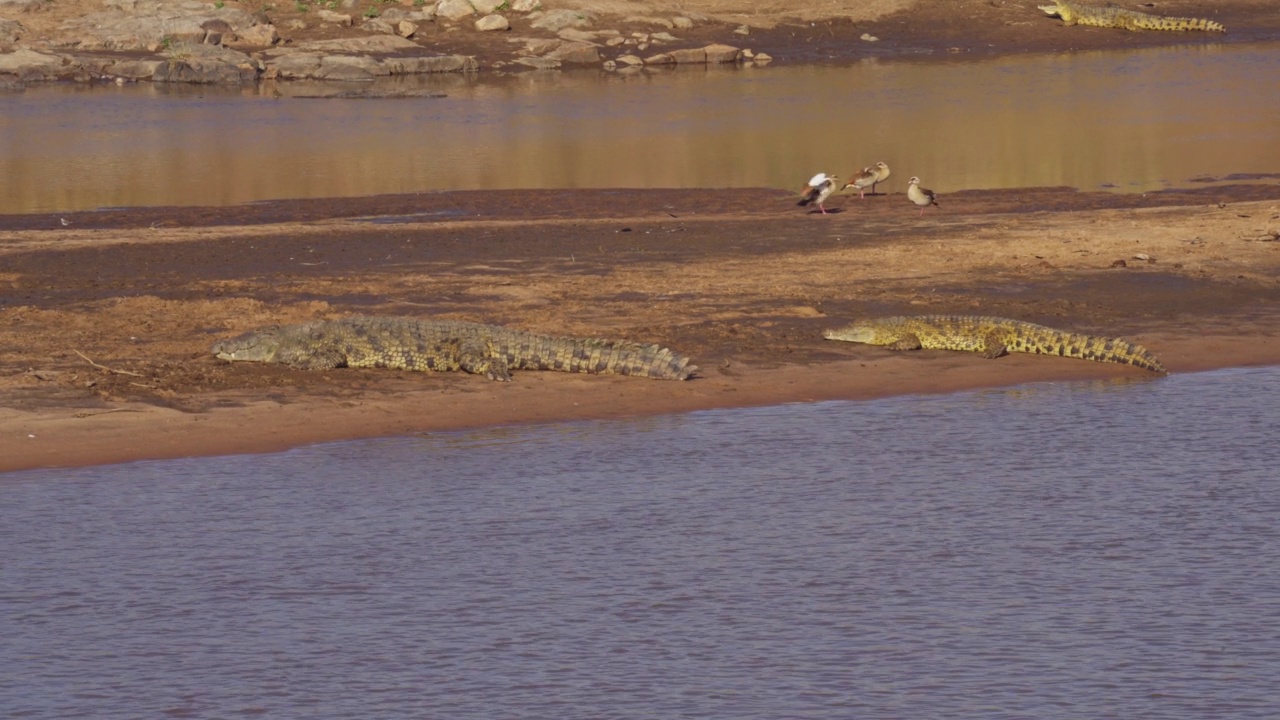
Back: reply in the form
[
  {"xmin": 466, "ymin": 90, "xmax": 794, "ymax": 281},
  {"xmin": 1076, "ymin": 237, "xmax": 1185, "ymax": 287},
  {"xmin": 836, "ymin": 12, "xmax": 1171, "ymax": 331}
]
[
  {"xmin": 2, "ymin": 42, "xmax": 1279, "ymax": 213},
  {"xmin": 3, "ymin": 367, "xmax": 1279, "ymax": 719}
]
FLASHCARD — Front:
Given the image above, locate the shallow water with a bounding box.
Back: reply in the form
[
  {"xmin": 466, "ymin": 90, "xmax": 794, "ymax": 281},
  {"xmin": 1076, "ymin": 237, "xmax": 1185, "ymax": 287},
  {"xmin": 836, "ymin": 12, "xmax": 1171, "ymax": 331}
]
[
  {"xmin": 3, "ymin": 366, "xmax": 1279, "ymax": 719},
  {"xmin": 2, "ymin": 42, "xmax": 1279, "ymax": 213}
]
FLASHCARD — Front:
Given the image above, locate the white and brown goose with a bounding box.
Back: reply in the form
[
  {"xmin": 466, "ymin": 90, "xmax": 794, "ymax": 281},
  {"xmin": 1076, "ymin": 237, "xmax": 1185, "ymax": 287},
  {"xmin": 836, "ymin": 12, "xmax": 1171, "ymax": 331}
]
[
  {"xmin": 907, "ymin": 176, "xmax": 939, "ymax": 216},
  {"xmin": 871, "ymin": 161, "xmax": 891, "ymax": 194},
  {"xmin": 841, "ymin": 167, "xmax": 878, "ymax": 199},
  {"xmin": 798, "ymin": 173, "xmax": 839, "ymax": 214}
]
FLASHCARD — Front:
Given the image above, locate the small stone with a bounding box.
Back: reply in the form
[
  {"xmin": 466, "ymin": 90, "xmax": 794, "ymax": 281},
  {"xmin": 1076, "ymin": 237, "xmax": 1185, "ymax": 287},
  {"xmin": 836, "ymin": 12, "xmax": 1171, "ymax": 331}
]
[
  {"xmin": 650, "ymin": 32, "xmax": 677, "ymax": 42},
  {"xmin": 703, "ymin": 43, "xmax": 740, "ymax": 63},
  {"xmin": 471, "ymin": 0, "xmax": 504, "ymax": 13},
  {"xmin": 475, "ymin": 14, "xmax": 509, "ymax": 31},
  {"xmin": 605, "ymin": 37, "xmax": 625, "ymax": 47},
  {"xmin": 602, "ymin": 60, "xmax": 616, "ymax": 70},
  {"xmin": 860, "ymin": 33, "xmax": 879, "ymax": 42},
  {"xmin": 742, "ymin": 48, "xmax": 754, "ymax": 58},
  {"xmin": 616, "ymin": 53, "xmax": 643, "ymax": 66},
  {"xmin": 436, "ymin": 0, "xmax": 475, "ymax": 21},
  {"xmin": 397, "ymin": 20, "xmax": 418, "ymax": 37},
  {"xmin": 636, "ymin": 42, "xmax": 648, "ymax": 51},
  {"xmin": 753, "ymin": 52, "xmax": 772, "ymax": 64},
  {"xmin": 318, "ymin": 9, "xmax": 353, "ymax": 26},
  {"xmin": 516, "ymin": 56, "xmax": 560, "ymax": 69},
  {"xmin": 669, "ymin": 48, "xmax": 706, "ymax": 64},
  {"xmin": 672, "ymin": 16, "xmax": 694, "ymax": 29},
  {"xmin": 733, "ymin": 24, "xmax": 750, "ymax": 35},
  {"xmin": 1111, "ymin": 259, "xmax": 1128, "ymax": 268},
  {"xmin": 511, "ymin": 0, "xmax": 541, "ymax": 11},
  {"xmin": 644, "ymin": 52, "xmax": 674, "ymax": 65}
]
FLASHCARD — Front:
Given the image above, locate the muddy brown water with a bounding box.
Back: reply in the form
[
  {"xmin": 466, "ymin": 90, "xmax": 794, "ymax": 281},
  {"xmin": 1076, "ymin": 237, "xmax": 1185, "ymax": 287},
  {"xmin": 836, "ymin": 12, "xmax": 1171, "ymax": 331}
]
[{"xmin": 2, "ymin": 42, "xmax": 1278, "ymax": 215}]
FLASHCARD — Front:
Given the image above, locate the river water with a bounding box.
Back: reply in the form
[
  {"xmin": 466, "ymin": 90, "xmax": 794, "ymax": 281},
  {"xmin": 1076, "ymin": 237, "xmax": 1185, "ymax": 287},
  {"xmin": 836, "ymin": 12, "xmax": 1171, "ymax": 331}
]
[
  {"xmin": 3, "ymin": 365, "xmax": 1278, "ymax": 719},
  {"xmin": 2, "ymin": 42, "xmax": 1279, "ymax": 213}
]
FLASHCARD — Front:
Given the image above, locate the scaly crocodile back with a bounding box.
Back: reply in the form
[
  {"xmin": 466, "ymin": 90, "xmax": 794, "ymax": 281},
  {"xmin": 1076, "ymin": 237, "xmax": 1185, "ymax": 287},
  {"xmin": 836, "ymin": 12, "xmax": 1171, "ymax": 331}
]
[
  {"xmin": 213, "ymin": 317, "xmax": 697, "ymax": 381},
  {"xmin": 1039, "ymin": 0, "xmax": 1224, "ymax": 32},
  {"xmin": 824, "ymin": 314, "xmax": 1167, "ymax": 373}
]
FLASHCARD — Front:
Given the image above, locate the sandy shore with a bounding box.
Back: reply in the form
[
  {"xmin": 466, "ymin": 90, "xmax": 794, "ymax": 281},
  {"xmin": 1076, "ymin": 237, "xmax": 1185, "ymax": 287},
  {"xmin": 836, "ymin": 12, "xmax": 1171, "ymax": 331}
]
[{"xmin": 3, "ymin": 184, "xmax": 1279, "ymax": 472}]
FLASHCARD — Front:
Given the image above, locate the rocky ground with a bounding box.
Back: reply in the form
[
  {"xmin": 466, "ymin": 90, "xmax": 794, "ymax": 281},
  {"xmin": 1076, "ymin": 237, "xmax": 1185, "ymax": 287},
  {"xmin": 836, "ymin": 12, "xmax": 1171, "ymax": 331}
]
[{"xmin": 2, "ymin": 0, "xmax": 1279, "ymax": 85}]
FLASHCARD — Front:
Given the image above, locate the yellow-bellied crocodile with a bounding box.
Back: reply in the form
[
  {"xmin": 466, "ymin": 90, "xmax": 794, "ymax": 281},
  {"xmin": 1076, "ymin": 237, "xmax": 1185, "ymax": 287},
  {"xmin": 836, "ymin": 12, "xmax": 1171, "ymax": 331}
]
[
  {"xmin": 823, "ymin": 315, "xmax": 1166, "ymax": 373},
  {"xmin": 1038, "ymin": 1, "xmax": 1224, "ymax": 32},
  {"xmin": 212, "ymin": 316, "xmax": 697, "ymax": 381}
]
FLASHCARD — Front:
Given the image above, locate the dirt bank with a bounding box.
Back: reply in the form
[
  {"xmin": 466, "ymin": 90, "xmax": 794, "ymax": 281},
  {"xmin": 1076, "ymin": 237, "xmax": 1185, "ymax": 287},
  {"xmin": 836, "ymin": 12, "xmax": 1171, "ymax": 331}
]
[{"xmin": 3, "ymin": 183, "xmax": 1279, "ymax": 472}]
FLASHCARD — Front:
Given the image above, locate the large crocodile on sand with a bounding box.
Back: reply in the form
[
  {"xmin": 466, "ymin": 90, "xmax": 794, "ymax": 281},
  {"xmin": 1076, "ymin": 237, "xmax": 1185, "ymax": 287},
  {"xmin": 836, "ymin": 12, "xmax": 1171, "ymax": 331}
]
[
  {"xmin": 1038, "ymin": 0, "xmax": 1224, "ymax": 32},
  {"xmin": 823, "ymin": 315, "xmax": 1166, "ymax": 373},
  {"xmin": 212, "ymin": 316, "xmax": 697, "ymax": 381}
]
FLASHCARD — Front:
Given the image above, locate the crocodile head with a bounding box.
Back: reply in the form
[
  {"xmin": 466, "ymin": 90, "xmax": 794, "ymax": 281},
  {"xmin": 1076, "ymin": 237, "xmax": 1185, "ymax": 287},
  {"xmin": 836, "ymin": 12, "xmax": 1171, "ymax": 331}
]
[
  {"xmin": 211, "ymin": 327, "xmax": 284, "ymax": 362},
  {"xmin": 822, "ymin": 322, "xmax": 882, "ymax": 345},
  {"xmin": 1038, "ymin": 1, "xmax": 1070, "ymax": 20}
]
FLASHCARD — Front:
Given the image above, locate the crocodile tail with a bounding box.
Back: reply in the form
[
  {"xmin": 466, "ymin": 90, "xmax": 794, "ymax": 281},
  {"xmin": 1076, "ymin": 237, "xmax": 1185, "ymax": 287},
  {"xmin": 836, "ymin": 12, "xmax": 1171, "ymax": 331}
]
[
  {"xmin": 1135, "ymin": 14, "xmax": 1225, "ymax": 32},
  {"xmin": 1010, "ymin": 326, "xmax": 1167, "ymax": 374},
  {"xmin": 509, "ymin": 335, "xmax": 698, "ymax": 380}
]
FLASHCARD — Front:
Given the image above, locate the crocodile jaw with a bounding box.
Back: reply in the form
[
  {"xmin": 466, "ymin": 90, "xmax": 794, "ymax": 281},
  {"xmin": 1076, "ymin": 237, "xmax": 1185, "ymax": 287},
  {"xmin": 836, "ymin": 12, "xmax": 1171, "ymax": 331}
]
[
  {"xmin": 212, "ymin": 329, "xmax": 282, "ymax": 362},
  {"xmin": 823, "ymin": 324, "xmax": 879, "ymax": 344}
]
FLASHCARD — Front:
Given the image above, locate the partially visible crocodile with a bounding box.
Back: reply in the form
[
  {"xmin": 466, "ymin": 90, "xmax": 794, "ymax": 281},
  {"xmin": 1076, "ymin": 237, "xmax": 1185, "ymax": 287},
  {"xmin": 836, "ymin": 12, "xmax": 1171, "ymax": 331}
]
[
  {"xmin": 1038, "ymin": 0, "xmax": 1224, "ymax": 32},
  {"xmin": 212, "ymin": 316, "xmax": 697, "ymax": 381},
  {"xmin": 823, "ymin": 315, "xmax": 1166, "ymax": 373}
]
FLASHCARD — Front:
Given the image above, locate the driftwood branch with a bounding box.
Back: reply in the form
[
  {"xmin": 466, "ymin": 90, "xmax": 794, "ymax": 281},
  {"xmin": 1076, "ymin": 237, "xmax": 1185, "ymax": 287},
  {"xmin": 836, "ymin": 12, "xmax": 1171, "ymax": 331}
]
[{"xmin": 73, "ymin": 349, "xmax": 145, "ymax": 378}]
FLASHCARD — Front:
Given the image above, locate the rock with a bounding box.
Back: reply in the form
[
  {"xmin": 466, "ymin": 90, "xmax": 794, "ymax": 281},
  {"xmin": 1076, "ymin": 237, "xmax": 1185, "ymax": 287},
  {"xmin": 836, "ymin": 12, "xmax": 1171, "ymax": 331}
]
[
  {"xmin": 0, "ymin": 19, "xmax": 24, "ymax": 48},
  {"xmin": 643, "ymin": 52, "xmax": 674, "ymax": 65},
  {"xmin": 605, "ymin": 37, "xmax": 625, "ymax": 47},
  {"xmin": 470, "ymin": 0, "xmax": 503, "ymax": 13},
  {"xmin": 510, "ymin": 0, "xmax": 540, "ymax": 11},
  {"xmin": 703, "ymin": 43, "xmax": 741, "ymax": 63},
  {"xmin": 397, "ymin": 20, "xmax": 418, "ymax": 37},
  {"xmin": 435, "ymin": 0, "xmax": 475, "ymax": 21},
  {"xmin": 557, "ymin": 28, "xmax": 600, "ymax": 43},
  {"xmin": 154, "ymin": 42, "xmax": 261, "ymax": 83},
  {"xmin": 627, "ymin": 15, "xmax": 673, "ymax": 29},
  {"xmin": 318, "ymin": 9, "xmax": 353, "ymax": 26},
  {"xmin": 0, "ymin": 48, "xmax": 66, "ymax": 79},
  {"xmin": 734, "ymin": 24, "xmax": 750, "ymax": 35},
  {"xmin": 363, "ymin": 18, "xmax": 396, "ymax": 34},
  {"xmin": 515, "ymin": 56, "xmax": 560, "ymax": 70},
  {"xmin": 235, "ymin": 23, "xmax": 279, "ymax": 47},
  {"xmin": 546, "ymin": 41, "xmax": 599, "ymax": 64},
  {"xmin": 753, "ymin": 52, "xmax": 772, "ymax": 64},
  {"xmin": 668, "ymin": 48, "xmax": 705, "ymax": 64},
  {"xmin": 475, "ymin": 14, "xmax": 509, "ymax": 31},
  {"xmin": 615, "ymin": 54, "xmax": 642, "ymax": 66},
  {"xmin": 672, "ymin": 16, "xmax": 693, "ymax": 29},
  {"xmin": 860, "ymin": 33, "xmax": 879, "ymax": 42},
  {"xmin": 529, "ymin": 9, "xmax": 593, "ymax": 32},
  {"xmin": 650, "ymin": 32, "xmax": 677, "ymax": 42}
]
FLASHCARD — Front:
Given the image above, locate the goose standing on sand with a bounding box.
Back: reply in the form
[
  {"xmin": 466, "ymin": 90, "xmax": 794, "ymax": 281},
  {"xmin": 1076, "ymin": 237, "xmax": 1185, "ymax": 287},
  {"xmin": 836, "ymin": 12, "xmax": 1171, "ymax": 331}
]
[
  {"xmin": 871, "ymin": 161, "xmax": 891, "ymax": 194},
  {"xmin": 907, "ymin": 176, "xmax": 939, "ymax": 216},
  {"xmin": 798, "ymin": 173, "xmax": 839, "ymax": 214},
  {"xmin": 841, "ymin": 167, "xmax": 878, "ymax": 199}
]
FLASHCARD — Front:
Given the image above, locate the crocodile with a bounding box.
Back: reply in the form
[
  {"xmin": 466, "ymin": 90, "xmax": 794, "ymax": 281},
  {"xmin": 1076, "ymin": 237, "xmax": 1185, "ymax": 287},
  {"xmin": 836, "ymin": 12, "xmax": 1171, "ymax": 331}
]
[
  {"xmin": 1038, "ymin": 1, "xmax": 1224, "ymax": 32},
  {"xmin": 212, "ymin": 316, "xmax": 697, "ymax": 381},
  {"xmin": 823, "ymin": 315, "xmax": 1166, "ymax": 373}
]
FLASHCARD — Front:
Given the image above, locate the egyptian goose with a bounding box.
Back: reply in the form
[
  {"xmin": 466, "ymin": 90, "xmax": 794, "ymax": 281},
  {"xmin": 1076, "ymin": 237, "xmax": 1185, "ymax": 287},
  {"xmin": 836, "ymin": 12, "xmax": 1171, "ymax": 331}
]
[
  {"xmin": 841, "ymin": 167, "xmax": 878, "ymax": 199},
  {"xmin": 871, "ymin": 161, "xmax": 891, "ymax": 194},
  {"xmin": 907, "ymin": 176, "xmax": 939, "ymax": 216},
  {"xmin": 798, "ymin": 173, "xmax": 839, "ymax": 214}
]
